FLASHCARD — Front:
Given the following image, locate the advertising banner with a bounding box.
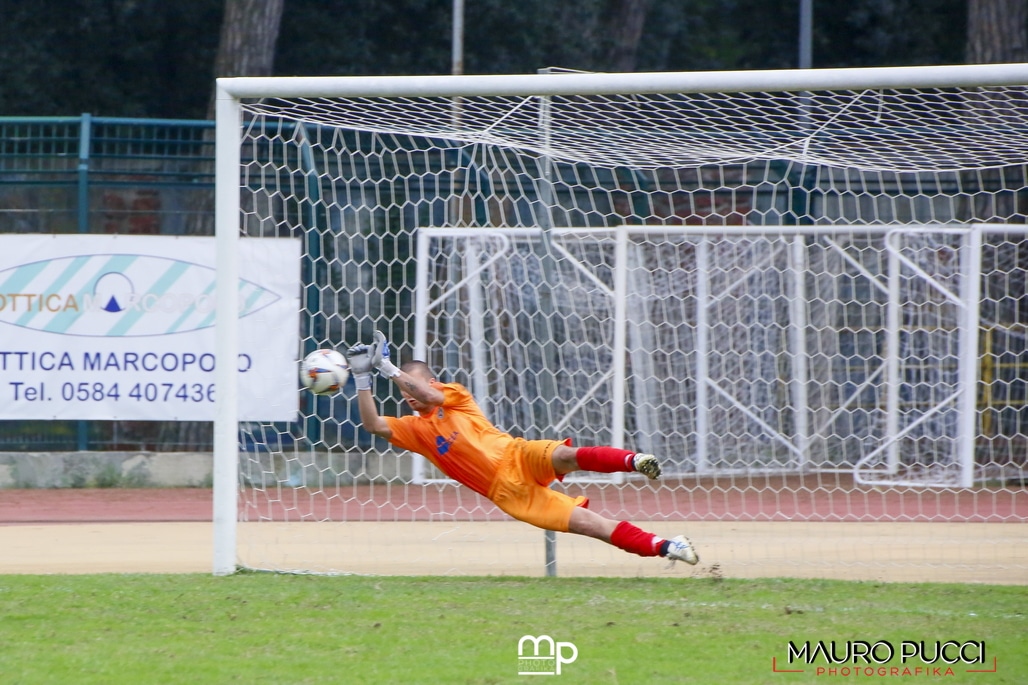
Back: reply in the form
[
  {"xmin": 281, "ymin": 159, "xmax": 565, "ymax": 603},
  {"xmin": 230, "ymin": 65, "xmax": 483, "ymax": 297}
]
[{"xmin": 0, "ymin": 235, "xmax": 300, "ymax": 421}]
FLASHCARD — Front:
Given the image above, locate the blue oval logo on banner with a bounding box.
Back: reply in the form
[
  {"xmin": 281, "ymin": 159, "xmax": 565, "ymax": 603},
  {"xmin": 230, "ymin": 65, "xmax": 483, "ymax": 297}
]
[{"xmin": 0, "ymin": 253, "xmax": 280, "ymax": 337}]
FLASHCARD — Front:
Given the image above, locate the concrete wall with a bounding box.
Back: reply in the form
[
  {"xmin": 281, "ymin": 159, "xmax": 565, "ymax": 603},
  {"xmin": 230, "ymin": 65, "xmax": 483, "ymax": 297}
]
[
  {"xmin": 0, "ymin": 452, "xmax": 214, "ymax": 489},
  {"xmin": 0, "ymin": 450, "xmax": 414, "ymax": 488}
]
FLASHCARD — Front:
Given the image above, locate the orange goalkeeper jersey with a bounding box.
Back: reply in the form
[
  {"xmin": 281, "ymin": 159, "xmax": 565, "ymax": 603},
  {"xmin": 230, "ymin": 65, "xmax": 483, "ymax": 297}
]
[{"xmin": 384, "ymin": 382, "xmax": 515, "ymax": 498}]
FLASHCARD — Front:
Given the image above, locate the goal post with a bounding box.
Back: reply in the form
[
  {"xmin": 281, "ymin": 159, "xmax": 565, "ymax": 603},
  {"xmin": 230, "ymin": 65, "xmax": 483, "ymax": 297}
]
[
  {"xmin": 213, "ymin": 64, "xmax": 1028, "ymax": 579},
  {"xmin": 212, "ymin": 84, "xmax": 242, "ymax": 576}
]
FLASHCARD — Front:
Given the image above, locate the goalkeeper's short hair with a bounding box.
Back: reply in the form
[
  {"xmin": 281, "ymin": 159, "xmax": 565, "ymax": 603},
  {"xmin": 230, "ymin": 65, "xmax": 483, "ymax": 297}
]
[{"xmin": 401, "ymin": 359, "xmax": 435, "ymax": 379}]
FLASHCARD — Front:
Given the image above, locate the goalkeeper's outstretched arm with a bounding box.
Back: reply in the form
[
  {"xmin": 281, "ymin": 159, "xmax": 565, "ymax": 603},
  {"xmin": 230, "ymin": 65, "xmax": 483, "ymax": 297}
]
[
  {"xmin": 347, "ymin": 339, "xmax": 392, "ymax": 440},
  {"xmin": 354, "ymin": 386, "xmax": 391, "ymax": 440},
  {"xmin": 346, "ymin": 331, "xmax": 443, "ymax": 439}
]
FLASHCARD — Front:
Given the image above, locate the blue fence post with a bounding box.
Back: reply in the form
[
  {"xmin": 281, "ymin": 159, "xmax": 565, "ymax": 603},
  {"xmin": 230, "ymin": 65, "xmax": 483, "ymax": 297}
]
[
  {"xmin": 77, "ymin": 113, "xmax": 91, "ymax": 233},
  {"xmin": 76, "ymin": 113, "xmax": 92, "ymax": 451}
]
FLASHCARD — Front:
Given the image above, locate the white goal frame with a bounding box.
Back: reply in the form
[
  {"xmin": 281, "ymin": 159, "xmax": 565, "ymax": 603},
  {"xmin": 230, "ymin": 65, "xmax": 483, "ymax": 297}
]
[{"xmin": 212, "ymin": 64, "xmax": 1028, "ymax": 575}]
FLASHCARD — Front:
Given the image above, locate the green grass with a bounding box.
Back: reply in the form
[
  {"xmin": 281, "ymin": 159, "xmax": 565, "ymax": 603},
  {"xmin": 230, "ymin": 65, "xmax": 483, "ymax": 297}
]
[{"xmin": 0, "ymin": 575, "xmax": 1024, "ymax": 684}]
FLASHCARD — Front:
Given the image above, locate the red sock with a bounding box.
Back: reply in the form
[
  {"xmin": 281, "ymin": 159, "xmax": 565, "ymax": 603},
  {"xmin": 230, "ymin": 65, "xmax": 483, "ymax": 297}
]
[
  {"xmin": 610, "ymin": 521, "xmax": 664, "ymax": 557},
  {"xmin": 576, "ymin": 446, "xmax": 635, "ymax": 473}
]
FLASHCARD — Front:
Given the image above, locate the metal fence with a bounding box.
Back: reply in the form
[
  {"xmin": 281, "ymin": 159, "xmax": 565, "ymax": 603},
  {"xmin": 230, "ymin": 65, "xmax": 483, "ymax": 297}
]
[{"xmin": 0, "ymin": 115, "xmax": 215, "ymax": 450}]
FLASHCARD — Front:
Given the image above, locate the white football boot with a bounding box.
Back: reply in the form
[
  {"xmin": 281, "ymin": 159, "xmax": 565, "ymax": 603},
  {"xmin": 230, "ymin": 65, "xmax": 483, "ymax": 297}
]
[{"xmin": 664, "ymin": 535, "xmax": 699, "ymax": 566}]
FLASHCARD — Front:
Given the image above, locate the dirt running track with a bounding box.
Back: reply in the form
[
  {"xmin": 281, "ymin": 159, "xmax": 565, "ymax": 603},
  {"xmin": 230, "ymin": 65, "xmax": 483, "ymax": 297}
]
[{"xmin": 0, "ymin": 487, "xmax": 1025, "ymax": 584}]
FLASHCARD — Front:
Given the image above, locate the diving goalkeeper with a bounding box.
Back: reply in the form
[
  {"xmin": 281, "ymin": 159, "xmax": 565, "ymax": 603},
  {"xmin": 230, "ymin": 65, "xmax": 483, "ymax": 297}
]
[{"xmin": 346, "ymin": 331, "xmax": 699, "ymax": 566}]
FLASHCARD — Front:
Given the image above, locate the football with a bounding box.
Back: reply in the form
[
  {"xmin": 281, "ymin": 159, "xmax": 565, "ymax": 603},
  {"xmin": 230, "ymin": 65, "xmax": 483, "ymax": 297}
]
[{"xmin": 300, "ymin": 349, "xmax": 350, "ymax": 395}]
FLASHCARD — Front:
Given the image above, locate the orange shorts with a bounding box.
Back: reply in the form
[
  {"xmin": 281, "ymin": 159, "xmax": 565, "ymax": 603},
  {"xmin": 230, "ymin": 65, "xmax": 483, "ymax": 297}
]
[{"xmin": 487, "ymin": 437, "xmax": 589, "ymax": 533}]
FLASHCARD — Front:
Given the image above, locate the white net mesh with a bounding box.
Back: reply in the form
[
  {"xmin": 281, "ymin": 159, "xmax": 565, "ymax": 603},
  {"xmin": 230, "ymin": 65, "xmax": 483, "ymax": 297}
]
[
  {"xmin": 244, "ymin": 86, "xmax": 1028, "ymax": 171},
  {"xmin": 230, "ymin": 75, "xmax": 1028, "ymax": 580}
]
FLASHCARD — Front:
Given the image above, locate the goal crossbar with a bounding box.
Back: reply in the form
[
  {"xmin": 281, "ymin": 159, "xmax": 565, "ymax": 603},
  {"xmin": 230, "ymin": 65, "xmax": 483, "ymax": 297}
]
[{"xmin": 217, "ymin": 63, "xmax": 1028, "ymax": 99}]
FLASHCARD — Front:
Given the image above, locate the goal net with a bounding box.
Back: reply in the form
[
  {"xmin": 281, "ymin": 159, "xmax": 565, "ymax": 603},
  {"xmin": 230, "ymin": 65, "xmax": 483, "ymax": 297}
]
[{"xmin": 215, "ymin": 66, "xmax": 1028, "ymax": 581}]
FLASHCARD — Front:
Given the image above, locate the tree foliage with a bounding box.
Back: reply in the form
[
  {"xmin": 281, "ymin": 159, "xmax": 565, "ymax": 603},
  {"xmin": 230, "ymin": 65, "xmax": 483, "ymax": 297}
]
[
  {"xmin": 0, "ymin": 0, "xmax": 1008, "ymax": 120},
  {"xmin": 0, "ymin": 1, "xmax": 223, "ymax": 117}
]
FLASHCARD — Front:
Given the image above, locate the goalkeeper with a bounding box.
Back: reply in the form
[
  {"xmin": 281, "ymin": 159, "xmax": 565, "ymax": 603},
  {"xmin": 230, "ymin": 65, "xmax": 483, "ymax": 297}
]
[{"xmin": 347, "ymin": 331, "xmax": 699, "ymax": 566}]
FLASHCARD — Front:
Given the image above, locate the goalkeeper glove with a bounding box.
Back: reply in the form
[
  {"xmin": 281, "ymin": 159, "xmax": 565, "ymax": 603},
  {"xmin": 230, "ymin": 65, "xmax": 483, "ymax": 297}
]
[
  {"xmin": 345, "ymin": 343, "xmax": 374, "ymax": 391},
  {"xmin": 370, "ymin": 330, "xmax": 401, "ymax": 378}
]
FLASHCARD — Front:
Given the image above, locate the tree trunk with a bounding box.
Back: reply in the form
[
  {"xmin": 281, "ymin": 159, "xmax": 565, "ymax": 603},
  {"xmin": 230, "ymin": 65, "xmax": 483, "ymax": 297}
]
[
  {"xmin": 966, "ymin": 0, "xmax": 1028, "ymax": 64},
  {"xmin": 206, "ymin": 0, "xmax": 286, "ymax": 118},
  {"xmin": 598, "ymin": 0, "xmax": 652, "ymax": 72}
]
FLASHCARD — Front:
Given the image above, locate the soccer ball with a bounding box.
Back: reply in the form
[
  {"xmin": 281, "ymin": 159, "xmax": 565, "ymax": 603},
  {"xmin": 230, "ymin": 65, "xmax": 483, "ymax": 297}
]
[{"xmin": 300, "ymin": 349, "xmax": 350, "ymax": 395}]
